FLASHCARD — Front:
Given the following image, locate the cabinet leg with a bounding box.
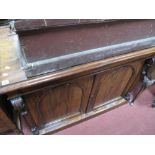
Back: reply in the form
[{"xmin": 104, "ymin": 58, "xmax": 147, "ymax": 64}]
[
  {"xmin": 31, "ymin": 127, "xmax": 39, "ymax": 135},
  {"xmin": 124, "ymin": 92, "xmax": 134, "ymax": 105},
  {"xmin": 129, "ymin": 102, "xmax": 134, "ymax": 106},
  {"xmin": 152, "ymin": 100, "xmax": 155, "ymax": 108}
]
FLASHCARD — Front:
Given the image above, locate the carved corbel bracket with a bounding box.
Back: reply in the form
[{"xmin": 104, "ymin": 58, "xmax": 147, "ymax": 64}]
[
  {"xmin": 124, "ymin": 56, "xmax": 155, "ymax": 104},
  {"xmin": 142, "ymin": 57, "xmax": 155, "ymax": 108},
  {"xmin": 9, "ymin": 96, "xmax": 27, "ymax": 133},
  {"xmin": 9, "ymin": 96, "xmax": 39, "ymax": 135},
  {"xmin": 142, "ymin": 56, "xmax": 155, "ymax": 88},
  {"xmin": 10, "ymin": 97, "xmax": 27, "ymax": 116}
]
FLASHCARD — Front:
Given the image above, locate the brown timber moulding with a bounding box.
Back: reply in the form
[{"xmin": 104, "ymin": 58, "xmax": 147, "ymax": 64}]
[{"xmin": 1, "ymin": 47, "xmax": 155, "ymax": 95}]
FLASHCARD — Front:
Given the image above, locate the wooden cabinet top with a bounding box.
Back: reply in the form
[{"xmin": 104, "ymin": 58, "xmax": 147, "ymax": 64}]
[{"xmin": 1, "ymin": 20, "xmax": 155, "ymax": 94}]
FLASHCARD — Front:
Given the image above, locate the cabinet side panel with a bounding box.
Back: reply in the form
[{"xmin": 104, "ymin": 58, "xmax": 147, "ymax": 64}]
[{"xmin": 0, "ymin": 109, "xmax": 16, "ymax": 133}]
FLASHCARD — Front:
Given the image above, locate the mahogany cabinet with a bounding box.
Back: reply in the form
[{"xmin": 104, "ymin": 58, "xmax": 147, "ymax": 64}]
[
  {"xmin": 1, "ymin": 19, "xmax": 155, "ymax": 134},
  {"xmin": 6, "ymin": 58, "xmax": 145, "ymax": 134}
]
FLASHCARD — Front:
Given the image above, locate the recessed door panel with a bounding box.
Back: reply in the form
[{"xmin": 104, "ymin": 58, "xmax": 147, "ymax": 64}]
[
  {"xmin": 24, "ymin": 76, "xmax": 93, "ymax": 128},
  {"xmin": 88, "ymin": 61, "xmax": 143, "ymax": 110},
  {"xmin": 94, "ymin": 67, "xmax": 133, "ymax": 107}
]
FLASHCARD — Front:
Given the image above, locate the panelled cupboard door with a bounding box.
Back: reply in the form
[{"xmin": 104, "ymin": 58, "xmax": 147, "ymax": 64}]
[
  {"xmin": 23, "ymin": 76, "xmax": 93, "ymax": 128},
  {"xmin": 87, "ymin": 61, "xmax": 144, "ymax": 111}
]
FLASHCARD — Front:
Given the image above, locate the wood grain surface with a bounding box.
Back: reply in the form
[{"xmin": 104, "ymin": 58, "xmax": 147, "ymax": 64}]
[{"xmin": 0, "ymin": 26, "xmax": 27, "ymax": 88}]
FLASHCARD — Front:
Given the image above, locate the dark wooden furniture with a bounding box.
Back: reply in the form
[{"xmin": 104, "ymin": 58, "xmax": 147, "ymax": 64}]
[
  {"xmin": 0, "ymin": 96, "xmax": 17, "ymax": 134},
  {"xmin": 1, "ymin": 19, "xmax": 155, "ymax": 134},
  {"xmin": 0, "ymin": 108, "xmax": 16, "ymax": 134}
]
